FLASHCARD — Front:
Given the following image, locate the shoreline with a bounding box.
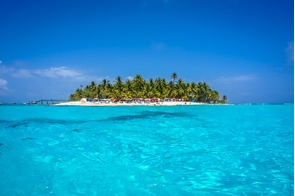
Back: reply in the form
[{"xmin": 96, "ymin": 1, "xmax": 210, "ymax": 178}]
[{"xmin": 54, "ymin": 101, "xmax": 212, "ymax": 106}]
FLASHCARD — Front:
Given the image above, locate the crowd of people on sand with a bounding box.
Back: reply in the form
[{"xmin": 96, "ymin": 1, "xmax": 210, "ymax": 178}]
[{"xmin": 56, "ymin": 97, "xmax": 206, "ymax": 106}]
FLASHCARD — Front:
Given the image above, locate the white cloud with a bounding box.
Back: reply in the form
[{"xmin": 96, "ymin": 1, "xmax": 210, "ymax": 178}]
[
  {"xmin": 0, "ymin": 65, "xmax": 108, "ymax": 85},
  {"xmin": 0, "ymin": 78, "xmax": 8, "ymax": 94},
  {"xmin": 5, "ymin": 66, "xmax": 85, "ymax": 80},
  {"xmin": 217, "ymin": 75, "xmax": 258, "ymax": 82},
  {"xmin": 0, "ymin": 61, "xmax": 2, "ymax": 64},
  {"xmin": 33, "ymin": 66, "xmax": 82, "ymax": 78}
]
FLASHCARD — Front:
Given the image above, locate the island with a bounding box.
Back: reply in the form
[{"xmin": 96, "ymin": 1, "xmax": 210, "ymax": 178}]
[{"xmin": 61, "ymin": 73, "xmax": 227, "ymax": 106}]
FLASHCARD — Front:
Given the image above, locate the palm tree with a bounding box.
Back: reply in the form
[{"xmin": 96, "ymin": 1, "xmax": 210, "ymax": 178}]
[
  {"xmin": 148, "ymin": 78, "xmax": 154, "ymax": 89},
  {"xmin": 171, "ymin": 72, "xmax": 178, "ymax": 84},
  {"xmin": 167, "ymin": 81, "xmax": 176, "ymax": 98},
  {"xmin": 176, "ymin": 79, "xmax": 186, "ymax": 98},
  {"xmin": 96, "ymin": 84, "xmax": 102, "ymax": 98},
  {"xmin": 122, "ymin": 79, "xmax": 133, "ymax": 98},
  {"xmin": 86, "ymin": 81, "xmax": 97, "ymax": 98},
  {"xmin": 222, "ymin": 95, "xmax": 228, "ymax": 103},
  {"xmin": 142, "ymin": 81, "xmax": 154, "ymax": 98},
  {"xmin": 101, "ymin": 79, "xmax": 108, "ymax": 88},
  {"xmin": 197, "ymin": 82, "xmax": 211, "ymax": 102},
  {"xmin": 209, "ymin": 90, "xmax": 219, "ymax": 103},
  {"xmin": 154, "ymin": 78, "xmax": 167, "ymax": 98},
  {"xmin": 100, "ymin": 79, "xmax": 111, "ymax": 98},
  {"xmin": 90, "ymin": 81, "xmax": 96, "ymax": 89},
  {"xmin": 69, "ymin": 88, "xmax": 83, "ymax": 101},
  {"xmin": 132, "ymin": 74, "xmax": 145, "ymax": 97},
  {"xmin": 148, "ymin": 79, "xmax": 157, "ymax": 98},
  {"xmin": 189, "ymin": 82, "xmax": 199, "ymax": 100},
  {"xmin": 113, "ymin": 76, "xmax": 124, "ymax": 98}
]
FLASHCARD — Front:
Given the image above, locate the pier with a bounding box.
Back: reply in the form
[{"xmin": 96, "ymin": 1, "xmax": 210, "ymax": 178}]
[{"xmin": 25, "ymin": 99, "xmax": 68, "ymax": 105}]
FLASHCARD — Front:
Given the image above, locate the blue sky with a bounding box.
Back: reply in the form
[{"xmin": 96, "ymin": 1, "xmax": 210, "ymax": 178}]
[{"xmin": 0, "ymin": 0, "xmax": 293, "ymax": 103}]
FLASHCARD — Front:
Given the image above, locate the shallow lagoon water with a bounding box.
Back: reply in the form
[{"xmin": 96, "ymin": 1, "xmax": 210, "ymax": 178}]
[{"xmin": 0, "ymin": 104, "xmax": 293, "ymax": 195}]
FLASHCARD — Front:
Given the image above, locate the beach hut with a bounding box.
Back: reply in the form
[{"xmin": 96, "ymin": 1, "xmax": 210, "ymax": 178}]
[{"xmin": 80, "ymin": 98, "xmax": 87, "ymax": 103}]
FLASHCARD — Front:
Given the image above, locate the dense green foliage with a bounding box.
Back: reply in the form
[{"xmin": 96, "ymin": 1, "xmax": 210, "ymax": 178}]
[{"xmin": 69, "ymin": 73, "xmax": 227, "ymax": 103}]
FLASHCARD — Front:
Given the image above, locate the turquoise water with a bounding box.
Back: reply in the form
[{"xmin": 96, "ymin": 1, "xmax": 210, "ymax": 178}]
[{"xmin": 0, "ymin": 104, "xmax": 293, "ymax": 195}]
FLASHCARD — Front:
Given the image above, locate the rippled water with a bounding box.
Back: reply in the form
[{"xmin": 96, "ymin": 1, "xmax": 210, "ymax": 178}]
[{"xmin": 0, "ymin": 104, "xmax": 293, "ymax": 195}]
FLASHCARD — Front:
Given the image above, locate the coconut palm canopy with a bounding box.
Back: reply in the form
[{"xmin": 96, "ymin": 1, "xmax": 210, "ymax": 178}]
[{"xmin": 69, "ymin": 73, "xmax": 227, "ymax": 103}]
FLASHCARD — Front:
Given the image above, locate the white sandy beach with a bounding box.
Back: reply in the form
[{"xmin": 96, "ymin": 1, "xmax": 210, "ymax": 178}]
[{"xmin": 55, "ymin": 101, "xmax": 208, "ymax": 106}]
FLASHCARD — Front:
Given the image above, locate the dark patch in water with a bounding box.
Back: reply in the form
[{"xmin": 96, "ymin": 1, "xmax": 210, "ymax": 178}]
[
  {"xmin": 141, "ymin": 111, "xmax": 188, "ymax": 117},
  {"xmin": 5, "ymin": 111, "xmax": 193, "ymax": 128},
  {"xmin": 8, "ymin": 118, "xmax": 89, "ymax": 128},
  {"xmin": 0, "ymin": 120, "xmax": 25, "ymax": 128},
  {"xmin": 104, "ymin": 111, "xmax": 189, "ymax": 122},
  {"xmin": 105, "ymin": 114, "xmax": 147, "ymax": 121},
  {"xmin": 21, "ymin": 137, "xmax": 35, "ymax": 141},
  {"xmin": 0, "ymin": 120, "xmax": 14, "ymax": 124},
  {"xmin": 8, "ymin": 121, "xmax": 28, "ymax": 128}
]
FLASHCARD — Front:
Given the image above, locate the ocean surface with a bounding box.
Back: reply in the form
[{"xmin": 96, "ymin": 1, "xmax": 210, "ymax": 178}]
[{"xmin": 0, "ymin": 104, "xmax": 293, "ymax": 195}]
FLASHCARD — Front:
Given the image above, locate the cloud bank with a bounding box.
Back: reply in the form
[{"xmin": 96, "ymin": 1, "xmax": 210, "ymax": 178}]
[
  {"xmin": 0, "ymin": 65, "xmax": 108, "ymax": 102},
  {"xmin": 0, "ymin": 66, "xmax": 93, "ymax": 81},
  {"xmin": 9, "ymin": 66, "xmax": 84, "ymax": 79}
]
